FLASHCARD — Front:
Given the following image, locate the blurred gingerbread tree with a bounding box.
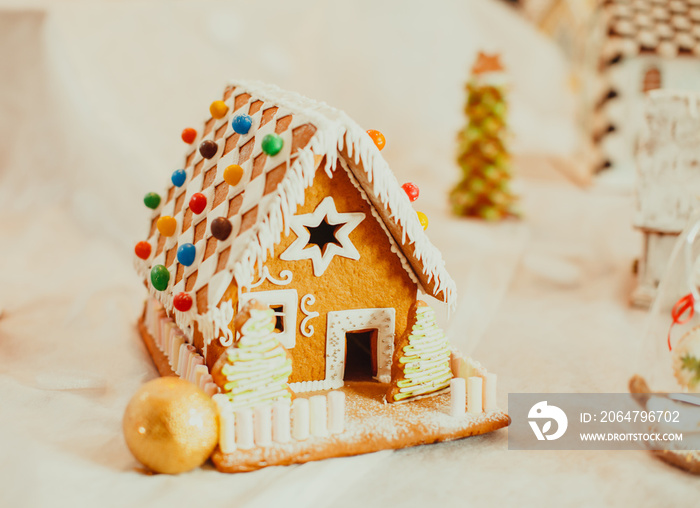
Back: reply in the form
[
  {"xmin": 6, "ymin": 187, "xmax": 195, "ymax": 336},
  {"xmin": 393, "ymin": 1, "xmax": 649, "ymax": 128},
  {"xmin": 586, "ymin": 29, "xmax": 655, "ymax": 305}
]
[{"xmin": 450, "ymin": 52, "xmax": 518, "ymax": 220}]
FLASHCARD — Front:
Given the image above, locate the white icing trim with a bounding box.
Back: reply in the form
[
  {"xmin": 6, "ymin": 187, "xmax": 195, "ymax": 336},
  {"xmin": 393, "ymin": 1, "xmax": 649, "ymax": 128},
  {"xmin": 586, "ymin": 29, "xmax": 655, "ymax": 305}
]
[
  {"xmin": 280, "ymin": 196, "xmax": 365, "ymax": 276},
  {"xmin": 200, "ymin": 299, "xmax": 235, "ymax": 348},
  {"xmin": 338, "ymin": 157, "xmax": 421, "ymax": 287},
  {"xmin": 289, "ymin": 379, "xmax": 344, "ymax": 393},
  {"xmin": 250, "ymin": 266, "xmax": 294, "ymax": 288},
  {"xmin": 325, "ymin": 308, "xmax": 395, "ymax": 385},
  {"xmin": 239, "ymin": 289, "xmax": 298, "ymax": 349},
  {"xmin": 636, "ymin": 90, "xmax": 700, "ymax": 232},
  {"xmin": 231, "ymin": 148, "xmax": 317, "ymax": 293},
  {"xmin": 144, "ymin": 299, "xmax": 217, "ymax": 392},
  {"xmin": 136, "ymin": 81, "xmax": 457, "ymax": 347},
  {"xmin": 223, "ymin": 80, "xmax": 456, "ymax": 309},
  {"xmin": 299, "ymin": 294, "xmax": 320, "ymax": 338}
]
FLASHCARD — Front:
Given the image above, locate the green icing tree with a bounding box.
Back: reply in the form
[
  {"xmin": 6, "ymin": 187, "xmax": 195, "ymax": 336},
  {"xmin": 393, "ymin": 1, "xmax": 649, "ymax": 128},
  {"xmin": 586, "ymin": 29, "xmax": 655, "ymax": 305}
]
[
  {"xmin": 387, "ymin": 301, "xmax": 452, "ymax": 402},
  {"xmin": 450, "ymin": 52, "xmax": 518, "ymax": 221},
  {"xmin": 217, "ymin": 301, "xmax": 292, "ymax": 410}
]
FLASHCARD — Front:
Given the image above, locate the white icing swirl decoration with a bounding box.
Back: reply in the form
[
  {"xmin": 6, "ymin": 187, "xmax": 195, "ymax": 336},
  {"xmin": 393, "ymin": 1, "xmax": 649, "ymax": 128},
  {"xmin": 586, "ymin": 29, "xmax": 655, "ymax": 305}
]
[
  {"xmin": 250, "ymin": 266, "xmax": 293, "ymax": 288},
  {"xmin": 300, "ymin": 294, "xmax": 320, "ymax": 338}
]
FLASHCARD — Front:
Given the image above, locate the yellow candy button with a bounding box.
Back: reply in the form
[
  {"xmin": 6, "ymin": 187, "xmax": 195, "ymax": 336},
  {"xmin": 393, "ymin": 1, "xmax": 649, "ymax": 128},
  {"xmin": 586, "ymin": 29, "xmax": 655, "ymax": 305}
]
[
  {"xmin": 157, "ymin": 216, "xmax": 177, "ymax": 237},
  {"xmin": 416, "ymin": 211, "xmax": 428, "ymax": 230},
  {"xmin": 210, "ymin": 100, "xmax": 229, "ymax": 120},
  {"xmin": 223, "ymin": 164, "xmax": 244, "ymax": 186}
]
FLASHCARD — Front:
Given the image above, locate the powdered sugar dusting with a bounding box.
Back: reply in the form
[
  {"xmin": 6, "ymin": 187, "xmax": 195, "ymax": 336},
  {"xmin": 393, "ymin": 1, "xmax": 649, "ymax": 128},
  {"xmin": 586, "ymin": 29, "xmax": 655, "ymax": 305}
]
[{"xmin": 211, "ymin": 381, "xmax": 509, "ymax": 472}]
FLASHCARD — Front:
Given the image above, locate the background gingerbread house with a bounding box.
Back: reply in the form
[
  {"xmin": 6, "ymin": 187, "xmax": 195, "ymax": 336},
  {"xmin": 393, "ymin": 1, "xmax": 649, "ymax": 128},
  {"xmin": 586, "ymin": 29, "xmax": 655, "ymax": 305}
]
[
  {"xmin": 520, "ymin": 0, "xmax": 595, "ymax": 60},
  {"xmin": 583, "ymin": 0, "xmax": 700, "ymax": 177},
  {"xmin": 632, "ymin": 89, "xmax": 700, "ymax": 307},
  {"xmin": 516, "ymin": 0, "xmax": 700, "ymax": 180},
  {"xmin": 135, "ymin": 80, "xmax": 457, "ymax": 393}
]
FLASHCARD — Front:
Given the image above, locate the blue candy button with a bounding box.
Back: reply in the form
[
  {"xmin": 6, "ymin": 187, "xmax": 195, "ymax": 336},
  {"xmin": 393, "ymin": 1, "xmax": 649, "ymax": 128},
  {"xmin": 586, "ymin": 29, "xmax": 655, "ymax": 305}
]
[
  {"xmin": 177, "ymin": 243, "xmax": 196, "ymax": 266},
  {"xmin": 171, "ymin": 169, "xmax": 187, "ymax": 187},
  {"xmin": 231, "ymin": 114, "xmax": 253, "ymax": 135}
]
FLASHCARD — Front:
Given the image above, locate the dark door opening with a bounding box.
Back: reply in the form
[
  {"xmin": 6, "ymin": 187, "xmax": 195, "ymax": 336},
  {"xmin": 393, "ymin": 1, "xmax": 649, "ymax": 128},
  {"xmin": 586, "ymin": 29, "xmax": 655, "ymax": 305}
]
[
  {"xmin": 344, "ymin": 329, "xmax": 378, "ymax": 381},
  {"xmin": 270, "ymin": 305, "xmax": 285, "ymax": 333}
]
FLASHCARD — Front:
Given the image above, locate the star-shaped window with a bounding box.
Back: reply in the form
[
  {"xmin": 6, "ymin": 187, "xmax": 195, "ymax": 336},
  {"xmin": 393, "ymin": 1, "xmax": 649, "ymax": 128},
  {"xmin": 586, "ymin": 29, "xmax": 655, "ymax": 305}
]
[
  {"xmin": 306, "ymin": 218, "xmax": 342, "ymax": 254},
  {"xmin": 280, "ymin": 197, "xmax": 366, "ymax": 276}
]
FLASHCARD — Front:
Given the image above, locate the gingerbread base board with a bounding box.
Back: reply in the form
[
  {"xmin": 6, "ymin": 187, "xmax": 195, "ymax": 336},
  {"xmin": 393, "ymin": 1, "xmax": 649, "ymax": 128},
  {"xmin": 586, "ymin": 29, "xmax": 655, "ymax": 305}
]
[
  {"xmin": 137, "ymin": 319, "xmax": 510, "ymax": 473},
  {"xmin": 138, "ymin": 318, "xmax": 177, "ymax": 378},
  {"xmin": 212, "ymin": 381, "xmax": 510, "ymax": 473}
]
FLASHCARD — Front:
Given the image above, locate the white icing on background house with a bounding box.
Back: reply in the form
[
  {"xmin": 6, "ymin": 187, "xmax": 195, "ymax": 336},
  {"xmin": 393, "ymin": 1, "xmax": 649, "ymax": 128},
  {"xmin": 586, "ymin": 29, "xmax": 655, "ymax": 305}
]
[
  {"xmin": 636, "ymin": 91, "xmax": 700, "ymax": 232},
  {"xmin": 325, "ymin": 308, "xmax": 395, "ymax": 385},
  {"xmin": 581, "ymin": 0, "xmax": 700, "ymax": 177},
  {"xmin": 632, "ymin": 90, "xmax": 700, "ymax": 307}
]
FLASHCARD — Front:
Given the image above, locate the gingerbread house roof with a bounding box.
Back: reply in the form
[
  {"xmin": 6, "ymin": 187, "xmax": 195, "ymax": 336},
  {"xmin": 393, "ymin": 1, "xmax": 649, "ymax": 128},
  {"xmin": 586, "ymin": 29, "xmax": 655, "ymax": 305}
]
[
  {"xmin": 134, "ymin": 80, "xmax": 457, "ymax": 343},
  {"xmin": 602, "ymin": 0, "xmax": 700, "ymax": 61}
]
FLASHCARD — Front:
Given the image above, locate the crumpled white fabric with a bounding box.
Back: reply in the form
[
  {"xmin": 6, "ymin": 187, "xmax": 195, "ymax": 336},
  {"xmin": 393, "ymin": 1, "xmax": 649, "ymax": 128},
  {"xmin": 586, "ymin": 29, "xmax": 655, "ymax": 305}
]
[{"xmin": 0, "ymin": 1, "xmax": 695, "ymax": 507}]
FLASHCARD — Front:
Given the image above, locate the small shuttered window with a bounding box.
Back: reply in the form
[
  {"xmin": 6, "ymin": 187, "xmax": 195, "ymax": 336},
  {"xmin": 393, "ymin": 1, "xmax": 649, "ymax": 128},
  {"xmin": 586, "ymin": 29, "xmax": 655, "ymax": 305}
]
[{"xmin": 642, "ymin": 67, "xmax": 662, "ymax": 93}]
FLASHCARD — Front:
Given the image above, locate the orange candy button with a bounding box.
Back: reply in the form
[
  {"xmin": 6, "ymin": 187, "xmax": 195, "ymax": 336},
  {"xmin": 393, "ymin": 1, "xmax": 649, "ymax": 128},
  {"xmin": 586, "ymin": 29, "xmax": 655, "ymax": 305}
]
[
  {"xmin": 367, "ymin": 129, "xmax": 386, "ymax": 151},
  {"xmin": 157, "ymin": 216, "xmax": 177, "ymax": 237},
  {"xmin": 224, "ymin": 164, "xmax": 244, "ymax": 186},
  {"xmin": 181, "ymin": 128, "xmax": 197, "ymax": 144},
  {"xmin": 134, "ymin": 241, "xmax": 151, "ymax": 260},
  {"xmin": 416, "ymin": 211, "xmax": 428, "ymax": 230},
  {"xmin": 210, "ymin": 101, "xmax": 229, "ymax": 119}
]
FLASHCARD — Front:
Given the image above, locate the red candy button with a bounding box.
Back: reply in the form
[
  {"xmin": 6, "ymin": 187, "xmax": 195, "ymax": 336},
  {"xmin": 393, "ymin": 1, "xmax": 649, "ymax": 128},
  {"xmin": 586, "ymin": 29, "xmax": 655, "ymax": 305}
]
[
  {"xmin": 189, "ymin": 193, "xmax": 207, "ymax": 215},
  {"xmin": 134, "ymin": 241, "xmax": 152, "ymax": 260},
  {"xmin": 402, "ymin": 182, "xmax": 420, "ymax": 202},
  {"xmin": 181, "ymin": 128, "xmax": 197, "ymax": 144},
  {"xmin": 173, "ymin": 292, "xmax": 193, "ymax": 312}
]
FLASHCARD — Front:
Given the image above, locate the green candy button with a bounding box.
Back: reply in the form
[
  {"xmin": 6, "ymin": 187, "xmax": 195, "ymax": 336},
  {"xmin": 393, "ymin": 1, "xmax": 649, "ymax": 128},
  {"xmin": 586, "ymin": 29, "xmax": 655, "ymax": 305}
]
[
  {"xmin": 150, "ymin": 264, "xmax": 170, "ymax": 291},
  {"xmin": 144, "ymin": 192, "xmax": 161, "ymax": 209},
  {"xmin": 261, "ymin": 133, "xmax": 283, "ymax": 156}
]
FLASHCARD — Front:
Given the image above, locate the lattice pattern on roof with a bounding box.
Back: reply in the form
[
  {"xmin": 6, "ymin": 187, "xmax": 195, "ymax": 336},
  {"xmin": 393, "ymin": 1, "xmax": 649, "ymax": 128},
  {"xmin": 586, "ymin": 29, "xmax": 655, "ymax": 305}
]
[
  {"xmin": 135, "ymin": 85, "xmax": 319, "ymax": 335},
  {"xmin": 603, "ymin": 0, "xmax": 700, "ymax": 58},
  {"xmin": 134, "ymin": 81, "xmax": 457, "ymax": 346}
]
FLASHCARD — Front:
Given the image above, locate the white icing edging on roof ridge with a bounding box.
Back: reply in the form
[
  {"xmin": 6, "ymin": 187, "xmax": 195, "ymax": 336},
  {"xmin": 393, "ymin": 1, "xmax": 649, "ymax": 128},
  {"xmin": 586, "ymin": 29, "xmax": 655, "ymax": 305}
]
[
  {"xmin": 225, "ymin": 80, "xmax": 456, "ymax": 308},
  {"xmin": 338, "ymin": 157, "xmax": 422, "ymax": 289},
  {"xmin": 136, "ymin": 81, "xmax": 457, "ymax": 347}
]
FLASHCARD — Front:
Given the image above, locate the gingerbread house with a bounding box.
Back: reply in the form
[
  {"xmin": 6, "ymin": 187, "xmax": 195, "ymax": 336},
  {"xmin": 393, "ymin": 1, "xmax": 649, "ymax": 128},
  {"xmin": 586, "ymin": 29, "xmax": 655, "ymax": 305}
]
[
  {"xmin": 632, "ymin": 89, "xmax": 700, "ymax": 307},
  {"xmin": 583, "ymin": 0, "xmax": 700, "ymax": 175},
  {"xmin": 520, "ymin": 0, "xmax": 595, "ymax": 60},
  {"xmin": 134, "ymin": 80, "xmax": 457, "ymax": 393}
]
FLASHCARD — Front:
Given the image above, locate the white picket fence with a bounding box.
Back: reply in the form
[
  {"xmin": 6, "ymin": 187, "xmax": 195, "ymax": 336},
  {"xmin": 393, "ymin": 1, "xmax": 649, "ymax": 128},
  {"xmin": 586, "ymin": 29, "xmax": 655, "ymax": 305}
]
[
  {"xmin": 449, "ymin": 349, "xmax": 498, "ymax": 416},
  {"xmin": 145, "ymin": 299, "xmax": 498, "ymax": 448},
  {"xmin": 212, "ymin": 391, "xmax": 346, "ymax": 453},
  {"xmin": 145, "ymin": 299, "xmax": 219, "ymax": 396}
]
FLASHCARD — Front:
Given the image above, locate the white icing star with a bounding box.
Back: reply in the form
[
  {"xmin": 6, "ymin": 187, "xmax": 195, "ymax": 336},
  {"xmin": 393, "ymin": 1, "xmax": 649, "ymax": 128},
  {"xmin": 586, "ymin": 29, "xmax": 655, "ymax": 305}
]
[{"xmin": 280, "ymin": 197, "xmax": 365, "ymax": 276}]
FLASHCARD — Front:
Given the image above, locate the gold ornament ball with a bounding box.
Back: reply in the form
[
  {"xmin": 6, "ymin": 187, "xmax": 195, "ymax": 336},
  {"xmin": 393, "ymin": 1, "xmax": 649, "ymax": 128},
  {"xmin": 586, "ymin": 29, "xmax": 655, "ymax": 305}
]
[{"xmin": 123, "ymin": 377, "xmax": 218, "ymax": 474}]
